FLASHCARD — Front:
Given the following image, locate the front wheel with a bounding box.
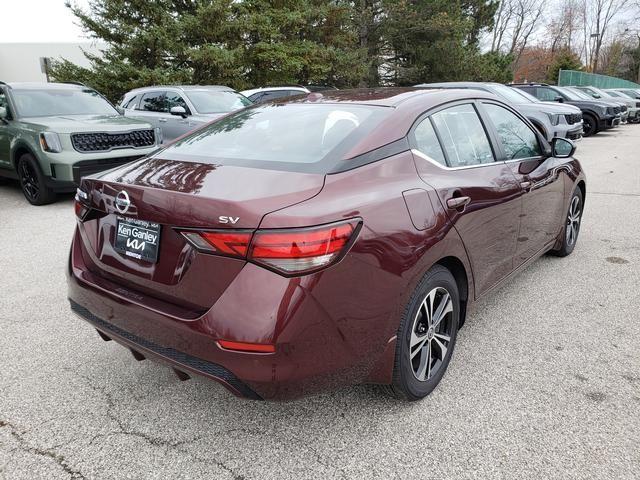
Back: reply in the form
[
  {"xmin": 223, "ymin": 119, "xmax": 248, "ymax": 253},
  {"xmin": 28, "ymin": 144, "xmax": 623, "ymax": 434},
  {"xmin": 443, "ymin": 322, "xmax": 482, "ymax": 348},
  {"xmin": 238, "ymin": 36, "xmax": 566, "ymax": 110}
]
[
  {"xmin": 582, "ymin": 113, "xmax": 597, "ymax": 137},
  {"xmin": 17, "ymin": 153, "xmax": 56, "ymax": 205},
  {"xmin": 551, "ymin": 187, "xmax": 583, "ymax": 257},
  {"xmin": 385, "ymin": 265, "xmax": 459, "ymax": 401}
]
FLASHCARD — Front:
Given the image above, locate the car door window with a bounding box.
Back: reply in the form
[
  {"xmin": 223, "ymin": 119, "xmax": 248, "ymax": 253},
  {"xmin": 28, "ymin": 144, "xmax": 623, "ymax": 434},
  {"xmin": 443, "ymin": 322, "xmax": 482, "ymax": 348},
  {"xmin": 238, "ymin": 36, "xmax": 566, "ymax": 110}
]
[
  {"xmin": 165, "ymin": 92, "xmax": 190, "ymax": 114},
  {"xmin": 484, "ymin": 103, "xmax": 541, "ymax": 160},
  {"xmin": 536, "ymin": 87, "xmax": 560, "ymax": 101},
  {"xmin": 431, "ymin": 104, "xmax": 495, "ymax": 167},
  {"xmin": 123, "ymin": 94, "xmax": 140, "ymax": 109},
  {"xmin": 138, "ymin": 91, "xmax": 168, "ymax": 112},
  {"xmin": 413, "ymin": 117, "xmax": 446, "ymax": 166}
]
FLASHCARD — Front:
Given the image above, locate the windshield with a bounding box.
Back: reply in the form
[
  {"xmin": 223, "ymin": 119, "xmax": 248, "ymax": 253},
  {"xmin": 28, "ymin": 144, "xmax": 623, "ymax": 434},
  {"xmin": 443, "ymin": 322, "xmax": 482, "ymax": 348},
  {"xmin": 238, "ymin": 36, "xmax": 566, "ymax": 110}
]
[
  {"xmin": 562, "ymin": 87, "xmax": 591, "ymax": 101},
  {"xmin": 617, "ymin": 90, "xmax": 638, "ymax": 99},
  {"xmin": 490, "ymin": 84, "xmax": 534, "ymax": 103},
  {"xmin": 159, "ymin": 103, "xmax": 390, "ymax": 173},
  {"xmin": 12, "ymin": 88, "xmax": 118, "ymax": 117},
  {"xmin": 186, "ymin": 90, "xmax": 252, "ymax": 114}
]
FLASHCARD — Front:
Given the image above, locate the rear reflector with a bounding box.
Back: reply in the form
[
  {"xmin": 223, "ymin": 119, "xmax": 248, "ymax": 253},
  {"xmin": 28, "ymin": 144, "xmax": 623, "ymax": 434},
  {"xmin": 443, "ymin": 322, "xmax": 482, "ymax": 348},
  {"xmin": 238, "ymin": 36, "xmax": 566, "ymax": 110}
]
[
  {"xmin": 179, "ymin": 219, "xmax": 361, "ymax": 276},
  {"xmin": 218, "ymin": 340, "xmax": 276, "ymax": 353}
]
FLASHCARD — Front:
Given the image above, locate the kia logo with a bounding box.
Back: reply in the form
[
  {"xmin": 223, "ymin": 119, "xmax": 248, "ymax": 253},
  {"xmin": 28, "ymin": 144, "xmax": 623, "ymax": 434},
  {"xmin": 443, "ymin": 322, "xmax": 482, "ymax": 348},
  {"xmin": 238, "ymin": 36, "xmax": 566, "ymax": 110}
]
[{"xmin": 115, "ymin": 190, "xmax": 131, "ymax": 214}]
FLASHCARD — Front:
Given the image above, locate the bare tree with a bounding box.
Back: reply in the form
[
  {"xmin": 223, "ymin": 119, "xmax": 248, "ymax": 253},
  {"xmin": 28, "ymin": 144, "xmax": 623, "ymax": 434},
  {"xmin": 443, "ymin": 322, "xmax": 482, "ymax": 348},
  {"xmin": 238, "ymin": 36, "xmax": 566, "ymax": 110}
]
[{"xmin": 582, "ymin": 0, "xmax": 631, "ymax": 72}]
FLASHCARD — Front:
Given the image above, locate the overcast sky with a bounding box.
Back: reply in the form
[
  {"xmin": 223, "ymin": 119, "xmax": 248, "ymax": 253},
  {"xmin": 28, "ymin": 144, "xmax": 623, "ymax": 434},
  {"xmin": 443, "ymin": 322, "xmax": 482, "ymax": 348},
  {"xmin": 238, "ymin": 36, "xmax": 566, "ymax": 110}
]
[{"xmin": 1, "ymin": 0, "xmax": 91, "ymax": 43}]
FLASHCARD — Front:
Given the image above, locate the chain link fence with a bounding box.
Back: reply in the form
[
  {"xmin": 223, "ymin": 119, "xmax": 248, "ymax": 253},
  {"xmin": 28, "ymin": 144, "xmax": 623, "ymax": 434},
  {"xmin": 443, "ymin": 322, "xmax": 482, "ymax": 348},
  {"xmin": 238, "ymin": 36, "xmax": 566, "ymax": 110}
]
[{"xmin": 558, "ymin": 70, "xmax": 640, "ymax": 88}]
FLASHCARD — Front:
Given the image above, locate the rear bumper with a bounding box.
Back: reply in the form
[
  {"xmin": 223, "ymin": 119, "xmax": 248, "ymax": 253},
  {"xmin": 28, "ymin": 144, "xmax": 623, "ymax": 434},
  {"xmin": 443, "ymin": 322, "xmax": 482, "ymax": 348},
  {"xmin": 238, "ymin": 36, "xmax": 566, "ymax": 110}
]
[
  {"xmin": 69, "ymin": 299, "xmax": 262, "ymax": 399},
  {"xmin": 66, "ymin": 226, "xmax": 397, "ymax": 400}
]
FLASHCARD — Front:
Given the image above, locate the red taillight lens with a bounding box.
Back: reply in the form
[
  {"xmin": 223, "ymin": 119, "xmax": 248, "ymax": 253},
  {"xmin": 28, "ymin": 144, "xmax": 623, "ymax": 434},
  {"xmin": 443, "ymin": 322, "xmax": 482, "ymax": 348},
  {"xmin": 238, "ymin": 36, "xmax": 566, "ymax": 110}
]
[
  {"xmin": 217, "ymin": 340, "xmax": 275, "ymax": 353},
  {"xmin": 179, "ymin": 219, "xmax": 360, "ymax": 275},
  {"xmin": 74, "ymin": 189, "xmax": 89, "ymax": 220},
  {"xmin": 181, "ymin": 231, "xmax": 252, "ymax": 259},
  {"xmin": 249, "ymin": 220, "xmax": 359, "ymax": 275}
]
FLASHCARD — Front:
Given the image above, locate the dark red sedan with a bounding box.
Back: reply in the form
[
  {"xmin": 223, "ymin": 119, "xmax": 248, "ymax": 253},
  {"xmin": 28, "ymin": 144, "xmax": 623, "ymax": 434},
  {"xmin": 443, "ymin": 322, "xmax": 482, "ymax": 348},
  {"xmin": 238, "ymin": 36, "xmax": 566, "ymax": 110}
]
[{"xmin": 68, "ymin": 88, "xmax": 585, "ymax": 400}]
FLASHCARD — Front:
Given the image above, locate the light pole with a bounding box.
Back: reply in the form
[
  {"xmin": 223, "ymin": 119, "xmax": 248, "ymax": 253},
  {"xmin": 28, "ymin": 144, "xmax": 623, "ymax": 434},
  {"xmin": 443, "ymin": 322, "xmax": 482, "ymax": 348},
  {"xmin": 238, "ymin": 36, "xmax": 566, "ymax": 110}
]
[{"xmin": 590, "ymin": 32, "xmax": 600, "ymax": 73}]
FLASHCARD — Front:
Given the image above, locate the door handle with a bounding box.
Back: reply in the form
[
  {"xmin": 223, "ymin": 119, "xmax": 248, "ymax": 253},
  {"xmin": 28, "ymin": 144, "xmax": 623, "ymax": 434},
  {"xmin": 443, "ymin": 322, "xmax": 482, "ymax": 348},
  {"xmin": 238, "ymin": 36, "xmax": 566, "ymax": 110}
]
[
  {"xmin": 446, "ymin": 196, "xmax": 471, "ymax": 209},
  {"xmin": 158, "ymin": 118, "xmax": 168, "ymax": 123}
]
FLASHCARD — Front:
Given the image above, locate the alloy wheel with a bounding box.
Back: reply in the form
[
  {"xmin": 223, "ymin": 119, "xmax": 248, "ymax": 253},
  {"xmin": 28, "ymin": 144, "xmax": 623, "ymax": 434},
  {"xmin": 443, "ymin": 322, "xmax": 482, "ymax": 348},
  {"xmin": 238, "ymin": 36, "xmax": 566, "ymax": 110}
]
[
  {"xmin": 19, "ymin": 160, "xmax": 40, "ymax": 201},
  {"xmin": 409, "ymin": 287, "xmax": 454, "ymax": 382},
  {"xmin": 566, "ymin": 195, "xmax": 581, "ymax": 246}
]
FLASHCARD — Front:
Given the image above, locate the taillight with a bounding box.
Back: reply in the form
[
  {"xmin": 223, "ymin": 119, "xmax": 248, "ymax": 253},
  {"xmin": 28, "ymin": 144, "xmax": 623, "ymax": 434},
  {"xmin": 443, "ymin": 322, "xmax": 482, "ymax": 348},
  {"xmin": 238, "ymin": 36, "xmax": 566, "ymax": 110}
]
[
  {"xmin": 74, "ymin": 188, "xmax": 89, "ymax": 220},
  {"xmin": 181, "ymin": 230, "xmax": 252, "ymax": 258},
  {"xmin": 179, "ymin": 219, "xmax": 360, "ymax": 276},
  {"xmin": 250, "ymin": 220, "xmax": 359, "ymax": 275}
]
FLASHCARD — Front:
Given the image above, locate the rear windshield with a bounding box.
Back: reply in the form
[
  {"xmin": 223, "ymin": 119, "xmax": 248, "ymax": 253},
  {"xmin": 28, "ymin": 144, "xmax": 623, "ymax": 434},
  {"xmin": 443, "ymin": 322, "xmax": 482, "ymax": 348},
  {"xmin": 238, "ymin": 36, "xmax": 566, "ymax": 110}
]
[
  {"xmin": 186, "ymin": 90, "xmax": 252, "ymax": 114},
  {"xmin": 157, "ymin": 103, "xmax": 390, "ymax": 173},
  {"xmin": 12, "ymin": 88, "xmax": 118, "ymax": 117}
]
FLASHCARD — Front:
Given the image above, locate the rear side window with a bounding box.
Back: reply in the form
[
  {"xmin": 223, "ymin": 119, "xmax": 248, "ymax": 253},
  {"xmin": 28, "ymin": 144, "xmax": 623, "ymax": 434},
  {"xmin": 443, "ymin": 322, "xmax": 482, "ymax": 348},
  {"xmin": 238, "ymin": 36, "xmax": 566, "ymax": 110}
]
[
  {"xmin": 139, "ymin": 92, "xmax": 167, "ymax": 112},
  {"xmin": 431, "ymin": 104, "xmax": 494, "ymax": 167},
  {"xmin": 158, "ymin": 104, "xmax": 390, "ymax": 173},
  {"xmin": 413, "ymin": 118, "xmax": 446, "ymax": 166},
  {"xmin": 484, "ymin": 104, "xmax": 541, "ymax": 160}
]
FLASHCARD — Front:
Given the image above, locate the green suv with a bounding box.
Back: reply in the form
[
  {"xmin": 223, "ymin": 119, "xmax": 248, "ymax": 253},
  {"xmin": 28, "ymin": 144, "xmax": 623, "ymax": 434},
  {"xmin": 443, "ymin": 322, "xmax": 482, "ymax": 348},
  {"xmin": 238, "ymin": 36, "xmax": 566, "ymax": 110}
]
[{"xmin": 0, "ymin": 82, "xmax": 161, "ymax": 205}]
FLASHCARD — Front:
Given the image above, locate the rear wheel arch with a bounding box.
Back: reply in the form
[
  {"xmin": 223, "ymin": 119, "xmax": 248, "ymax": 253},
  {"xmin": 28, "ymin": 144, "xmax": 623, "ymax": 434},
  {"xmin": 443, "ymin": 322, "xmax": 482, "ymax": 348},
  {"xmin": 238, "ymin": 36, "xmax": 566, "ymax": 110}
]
[
  {"xmin": 435, "ymin": 256, "xmax": 469, "ymax": 328},
  {"xmin": 576, "ymin": 180, "xmax": 586, "ymax": 206}
]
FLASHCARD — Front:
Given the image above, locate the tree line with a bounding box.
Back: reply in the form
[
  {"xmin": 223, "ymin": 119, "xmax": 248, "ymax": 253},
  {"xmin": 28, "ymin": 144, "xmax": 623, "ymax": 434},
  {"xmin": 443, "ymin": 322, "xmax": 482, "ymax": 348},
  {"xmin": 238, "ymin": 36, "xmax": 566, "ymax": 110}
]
[{"xmin": 51, "ymin": 0, "xmax": 514, "ymax": 102}]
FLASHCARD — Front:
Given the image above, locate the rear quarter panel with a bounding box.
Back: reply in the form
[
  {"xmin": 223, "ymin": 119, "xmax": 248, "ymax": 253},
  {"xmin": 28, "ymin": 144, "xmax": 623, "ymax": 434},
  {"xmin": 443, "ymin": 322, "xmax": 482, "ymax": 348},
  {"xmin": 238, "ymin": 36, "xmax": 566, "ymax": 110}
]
[{"xmin": 259, "ymin": 152, "xmax": 474, "ymax": 384}]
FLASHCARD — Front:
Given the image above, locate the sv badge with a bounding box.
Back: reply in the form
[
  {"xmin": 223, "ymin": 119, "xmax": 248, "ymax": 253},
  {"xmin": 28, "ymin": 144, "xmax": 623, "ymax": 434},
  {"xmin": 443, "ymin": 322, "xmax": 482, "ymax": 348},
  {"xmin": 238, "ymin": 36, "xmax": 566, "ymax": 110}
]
[{"xmin": 219, "ymin": 216, "xmax": 240, "ymax": 224}]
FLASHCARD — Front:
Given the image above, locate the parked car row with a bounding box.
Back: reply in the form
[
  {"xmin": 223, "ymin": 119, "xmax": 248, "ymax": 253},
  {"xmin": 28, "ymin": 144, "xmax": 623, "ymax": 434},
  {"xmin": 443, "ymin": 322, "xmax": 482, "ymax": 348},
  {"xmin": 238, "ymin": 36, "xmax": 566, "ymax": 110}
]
[{"xmin": 0, "ymin": 79, "xmax": 634, "ymax": 207}]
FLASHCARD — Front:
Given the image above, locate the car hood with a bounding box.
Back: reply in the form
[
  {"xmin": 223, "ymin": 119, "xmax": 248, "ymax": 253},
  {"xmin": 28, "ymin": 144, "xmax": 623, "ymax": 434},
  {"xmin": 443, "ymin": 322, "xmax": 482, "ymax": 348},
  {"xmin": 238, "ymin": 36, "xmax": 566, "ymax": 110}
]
[
  {"xmin": 565, "ymin": 100, "xmax": 618, "ymax": 109},
  {"xmin": 539, "ymin": 102, "xmax": 582, "ymax": 114},
  {"xmin": 21, "ymin": 114, "xmax": 154, "ymax": 134}
]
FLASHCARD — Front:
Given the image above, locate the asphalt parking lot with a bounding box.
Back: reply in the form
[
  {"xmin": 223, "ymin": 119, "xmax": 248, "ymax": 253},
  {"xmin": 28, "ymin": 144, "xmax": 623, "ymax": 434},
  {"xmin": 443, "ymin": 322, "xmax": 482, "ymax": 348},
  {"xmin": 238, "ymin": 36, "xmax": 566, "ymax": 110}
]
[{"xmin": 1, "ymin": 126, "xmax": 639, "ymax": 480}]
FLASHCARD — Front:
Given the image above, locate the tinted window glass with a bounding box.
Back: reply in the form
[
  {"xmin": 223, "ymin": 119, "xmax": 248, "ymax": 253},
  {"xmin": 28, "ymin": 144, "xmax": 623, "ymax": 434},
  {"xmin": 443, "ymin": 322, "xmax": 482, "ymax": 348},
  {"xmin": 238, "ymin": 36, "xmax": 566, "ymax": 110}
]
[
  {"xmin": 259, "ymin": 90, "xmax": 301, "ymax": 103},
  {"xmin": 431, "ymin": 104, "xmax": 494, "ymax": 167},
  {"xmin": 490, "ymin": 84, "xmax": 533, "ymax": 104},
  {"xmin": 536, "ymin": 87, "xmax": 560, "ymax": 101},
  {"xmin": 484, "ymin": 104, "xmax": 541, "ymax": 160},
  {"xmin": 123, "ymin": 94, "xmax": 140, "ymax": 109},
  {"xmin": 414, "ymin": 117, "xmax": 446, "ymax": 166},
  {"xmin": 185, "ymin": 90, "xmax": 252, "ymax": 114},
  {"xmin": 159, "ymin": 104, "xmax": 389, "ymax": 172},
  {"xmin": 11, "ymin": 88, "xmax": 118, "ymax": 117},
  {"xmin": 165, "ymin": 92, "xmax": 190, "ymax": 113},
  {"xmin": 139, "ymin": 92, "xmax": 168, "ymax": 112}
]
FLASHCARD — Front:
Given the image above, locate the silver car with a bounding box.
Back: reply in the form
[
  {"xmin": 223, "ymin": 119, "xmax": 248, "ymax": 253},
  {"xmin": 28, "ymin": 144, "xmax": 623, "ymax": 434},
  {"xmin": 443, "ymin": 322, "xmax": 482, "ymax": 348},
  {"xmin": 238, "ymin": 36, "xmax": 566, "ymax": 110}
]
[
  {"xmin": 119, "ymin": 85, "xmax": 252, "ymax": 142},
  {"xmin": 416, "ymin": 82, "xmax": 584, "ymax": 141}
]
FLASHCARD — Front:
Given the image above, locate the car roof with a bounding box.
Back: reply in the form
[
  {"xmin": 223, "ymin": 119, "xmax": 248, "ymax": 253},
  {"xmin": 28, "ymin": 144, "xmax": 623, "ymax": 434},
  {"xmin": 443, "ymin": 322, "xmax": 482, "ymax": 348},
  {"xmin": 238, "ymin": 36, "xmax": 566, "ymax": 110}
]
[
  {"xmin": 127, "ymin": 85, "xmax": 235, "ymax": 94},
  {"xmin": 279, "ymin": 87, "xmax": 499, "ymax": 108},
  {"xmin": 416, "ymin": 81, "xmax": 497, "ymax": 90},
  {"xmin": 241, "ymin": 86, "xmax": 310, "ymax": 96},
  {"xmin": 3, "ymin": 82, "xmax": 88, "ymax": 90}
]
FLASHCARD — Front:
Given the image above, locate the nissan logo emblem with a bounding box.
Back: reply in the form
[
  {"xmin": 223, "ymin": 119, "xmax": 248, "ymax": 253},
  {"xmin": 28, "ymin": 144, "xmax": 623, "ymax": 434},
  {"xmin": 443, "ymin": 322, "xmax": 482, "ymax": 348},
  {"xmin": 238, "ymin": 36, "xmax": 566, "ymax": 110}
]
[{"xmin": 115, "ymin": 190, "xmax": 131, "ymax": 214}]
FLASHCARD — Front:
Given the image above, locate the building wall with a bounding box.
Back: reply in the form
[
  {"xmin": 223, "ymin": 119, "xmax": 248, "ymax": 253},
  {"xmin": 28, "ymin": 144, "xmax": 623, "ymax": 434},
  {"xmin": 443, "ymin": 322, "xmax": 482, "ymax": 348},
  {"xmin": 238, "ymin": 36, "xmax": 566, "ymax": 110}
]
[{"xmin": 0, "ymin": 42, "xmax": 105, "ymax": 82}]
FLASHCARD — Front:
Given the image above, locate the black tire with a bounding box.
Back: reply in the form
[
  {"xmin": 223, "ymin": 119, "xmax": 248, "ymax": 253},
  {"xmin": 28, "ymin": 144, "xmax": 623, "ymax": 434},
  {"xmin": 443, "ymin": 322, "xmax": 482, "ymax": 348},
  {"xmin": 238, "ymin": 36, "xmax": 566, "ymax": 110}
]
[
  {"xmin": 17, "ymin": 153, "xmax": 56, "ymax": 205},
  {"xmin": 385, "ymin": 265, "xmax": 459, "ymax": 401},
  {"xmin": 582, "ymin": 113, "xmax": 598, "ymax": 137},
  {"xmin": 550, "ymin": 187, "xmax": 583, "ymax": 257}
]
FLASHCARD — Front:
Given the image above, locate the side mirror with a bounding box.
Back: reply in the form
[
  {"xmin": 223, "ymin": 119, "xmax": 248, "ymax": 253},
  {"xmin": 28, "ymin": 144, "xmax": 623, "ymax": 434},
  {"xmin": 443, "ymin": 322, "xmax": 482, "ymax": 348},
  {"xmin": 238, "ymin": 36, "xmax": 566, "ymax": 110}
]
[
  {"xmin": 552, "ymin": 137, "xmax": 575, "ymax": 158},
  {"xmin": 592, "ymin": 93, "xmax": 601, "ymax": 98},
  {"xmin": 170, "ymin": 106, "xmax": 188, "ymax": 118},
  {"xmin": 554, "ymin": 96, "xmax": 564, "ymax": 103}
]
